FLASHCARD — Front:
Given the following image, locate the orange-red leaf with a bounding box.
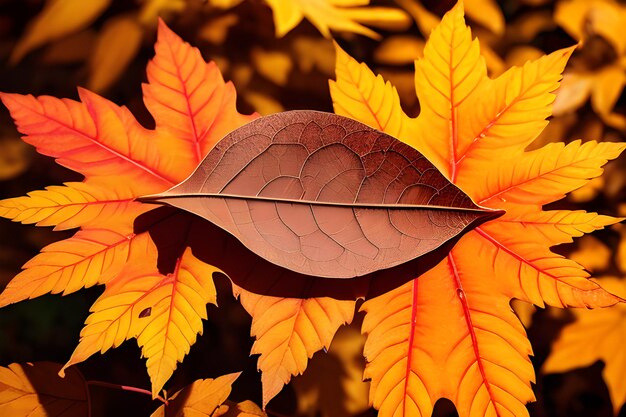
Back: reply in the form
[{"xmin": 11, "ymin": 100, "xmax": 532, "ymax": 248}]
[
  {"xmin": 0, "ymin": 20, "xmax": 254, "ymax": 396},
  {"xmin": 0, "ymin": 89, "xmax": 178, "ymax": 195},
  {"xmin": 143, "ymin": 19, "xmax": 257, "ymax": 165}
]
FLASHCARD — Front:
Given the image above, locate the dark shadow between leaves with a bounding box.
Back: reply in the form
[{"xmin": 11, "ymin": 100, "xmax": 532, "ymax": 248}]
[
  {"xmin": 21, "ymin": 362, "xmax": 89, "ymax": 417},
  {"xmin": 134, "ymin": 206, "xmax": 500, "ymax": 300}
]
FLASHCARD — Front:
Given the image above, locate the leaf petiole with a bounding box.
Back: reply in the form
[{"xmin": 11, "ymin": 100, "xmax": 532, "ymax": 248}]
[{"xmin": 86, "ymin": 380, "xmax": 168, "ymax": 405}]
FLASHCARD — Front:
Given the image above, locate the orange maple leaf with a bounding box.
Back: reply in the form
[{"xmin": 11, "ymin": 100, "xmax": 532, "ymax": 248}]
[
  {"xmin": 330, "ymin": 4, "xmax": 625, "ymax": 417},
  {"xmin": 0, "ymin": 16, "xmax": 361, "ymax": 405},
  {"xmin": 0, "ymin": 20, "xmax": 255, "ymax": 396}
]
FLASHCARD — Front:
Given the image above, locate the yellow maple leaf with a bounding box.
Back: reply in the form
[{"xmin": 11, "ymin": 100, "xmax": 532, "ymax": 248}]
[
  {"xmin": 329, "ymin": 4, "xmax": 625, "ymax": 416},
  {"xmin": 552, "ymin": 0, "xmax": 626, "ymax": 128},
  {"xmin": 62, "ymin": 248, "xmax": 219, "ymax": 396},
  {"xmin": 234, "ymin": 286, "xmax": 355, "ymax": 407}
]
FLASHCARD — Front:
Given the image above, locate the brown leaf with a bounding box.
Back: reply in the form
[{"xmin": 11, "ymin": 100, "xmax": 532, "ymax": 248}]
[
  {"xmin": 135, "ymin": 205, "xmax": 472, "ymax": 300},
  {"xmin": 139, "ymin": 110, "xmax": 501, "ymax": 280}
]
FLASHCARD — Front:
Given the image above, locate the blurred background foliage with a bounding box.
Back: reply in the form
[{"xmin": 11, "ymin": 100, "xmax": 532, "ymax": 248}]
[{"xmin": 0, "ymin": 0, "xmax": 625, "ymax": 416}]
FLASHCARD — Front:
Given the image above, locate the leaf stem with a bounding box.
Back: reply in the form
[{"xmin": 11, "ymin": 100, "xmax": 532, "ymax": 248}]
[{"xmin": 86, "ymin": 380, "xmax": 168, "ymax": 405}]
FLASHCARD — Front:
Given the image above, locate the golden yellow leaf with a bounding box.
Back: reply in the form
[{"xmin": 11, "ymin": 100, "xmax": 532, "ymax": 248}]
[
  {"xmin": 504, "ymin": 46, "xmax": 546, "ymax": 68},
  {"xmin": 293, "ymin": 326, "xmax": 370, "ymax": 417},
  {"xmin": 445, "ymin": 48, "xmax": 574, "ymax": 186},
  {"xmin": 151, "ymin": 373, "xmax": 240, "ymax": 417},
  {"xmin": 0, "ymin": 362, "xmax": 87, "ymax": 416},
  {"xmin": 139, "ymin": 0, "xmax": 187, "ymax": 24},
  {"xmin": 374, "ymin": 35, "xmax": 424, "ymax": 65},
  {"xmin": 570, "ymin": 235, "xmax": 612, "ymax": 273},
  {"xmin": 543, "ymin": 277, "xmax": 626, "ymax": 414},
  {"xmin": 411, "ymin": 3, "xmax": 487, "ymax": 179},
  {"xmin": 199, "ymin": 13, "xmax": 240, "ymax": 44},
  {"xmin": 291, "ymin": 37, "xmax": 335, "ymax": 75},
  {"xmin": 329, "ymin": 43, "xmax": 416, "ymax": 141},
  {"xmin": 251, "ymin": 48, "xmax": 293, "ymax": 86},
  {"xmin": 337, "ymin": 7, "xmax": 411, "ymax": 32},
  {"xmin": 88, "ymin": 14, "xmax": 144, "ymax": 92},
  {"xmin": 244, "ymin": 91, "xmax": 285, "ymax": 115},
  {"xmin": 593, "ymin": 68, "xmax": 624, "ymax": 118},
  {"xmin": 0, "ymin": 182, "xmax": 147, "ymax": 231},
  {"xmin": 554, "ymin": 64, "xmax": 626, "ymax": 127},
  {"xmin": 361, "ymin": 250, "xmax": 535, "ymax": 417},
  {"xmin": 234, "ymin": 286, "xmax": 355, "ymax": 407},
  {"xmin": 63, "ymin": 248, "xmax": 219, "ymax": 396},
  {"xmin": 471, "ymin": 140, "xmax": 626, "ymax": 214},
  {"xmin": 263, "ymin": 0, "xmax": 406, "ymax": 39},
  {"xmin": 0, "ymin": 228, "xmax": 154, "ymax": 307},
  {"xmin": 209, "ymin": 0, "xmax": 244, "ymax": 8},
  {"xmin": 555, "ymin": 0, "xmax": 626, "ymax": 55},
  {"xmin": 375, "ymin": 69, "xmax": 420, "ymax": 113},
  {"xmin": 0, "ymin": 19, "xmax": 255, "ymax": 397},
  {"xmin": 330, "ymin": 4, "xmax": 625, "ymax": 416},
  {"xmin": 495, "ymin": 210, "xmax": 618, "ymax": 247},
  {"xmin": 569, "ymin": 176, "xmax": 605, "ymax": 203},
  {"xmin": 10, "ymin": 0, "xmax": 110, "ymax": 64},
  {"xmin": 464, "ymin": 0, "xmax": 505, "ymax": 35},
  {"xmin": 478, "ymin": 40, "xmax": 506, "ymax": 76},
  {"xmin": 553, "ymin": 71, "xmax": 593, "ymax": 116},
  {"xmin": 395, "ymin": 0, "xmax": 439, "ymax": 37}
]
